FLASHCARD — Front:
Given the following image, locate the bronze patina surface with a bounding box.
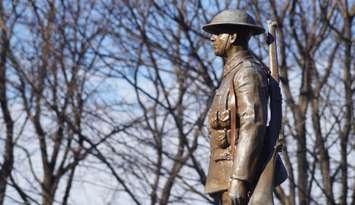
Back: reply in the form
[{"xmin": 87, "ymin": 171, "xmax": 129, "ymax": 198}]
[{"xmin": 203, "ymin": 10, "xmax": 287, "ymax": 205}]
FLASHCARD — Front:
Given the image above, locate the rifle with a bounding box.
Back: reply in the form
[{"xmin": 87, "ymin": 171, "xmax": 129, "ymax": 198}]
[
  {"xmin": 247, "ymin": 20, "xmax": 283, "ymax": 205},
  {"xmin": 268, "ymin": 21, "xmax": 279, "ymax": 83}
]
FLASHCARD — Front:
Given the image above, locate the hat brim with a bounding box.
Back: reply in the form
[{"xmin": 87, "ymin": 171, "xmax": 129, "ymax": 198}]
[{"xmin": 202, "ymin": 23, "xmax": 265, "ymax": 35}]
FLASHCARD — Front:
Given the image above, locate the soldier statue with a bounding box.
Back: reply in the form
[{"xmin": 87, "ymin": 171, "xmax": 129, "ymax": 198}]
[{"xmin": 202, "ymin": 10, "xmax": 287, "ymax": 205}]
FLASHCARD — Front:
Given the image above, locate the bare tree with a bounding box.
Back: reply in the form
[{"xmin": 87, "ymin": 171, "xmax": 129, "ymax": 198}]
[
  {"xmin": 250, "ymin": 0, "xmax": 354, "ymax": 205},
  {"xmin": 98, "ymin": 0, "xmax": 354, "ymax": 204},
  {"xmin": 0, "ymin": 1, "xmax": 16, "ymax": 204},
  {"xmin": 0, "ymin": 1, "xmax": 126, "ymax": 204},
  {"xmin": 0, "ymin": 0, "xmax": 353, "ymax": 205}
]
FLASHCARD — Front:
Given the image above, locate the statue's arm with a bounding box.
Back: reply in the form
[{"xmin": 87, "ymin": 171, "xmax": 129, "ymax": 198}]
[{"xmin": 231, "ymin": 67, "xmax": 267, "ymax": 182}]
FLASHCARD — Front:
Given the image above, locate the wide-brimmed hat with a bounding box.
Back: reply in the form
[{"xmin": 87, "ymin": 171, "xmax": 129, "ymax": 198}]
[{"xmin": 202, "ymin": 10, "xmax": 265, "ymax": 35}]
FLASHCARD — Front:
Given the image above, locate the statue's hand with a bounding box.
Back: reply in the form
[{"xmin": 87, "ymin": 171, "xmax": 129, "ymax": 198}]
[{"xmin": 229, "ymin": 178, "xmax": 248, "ymax": 205}]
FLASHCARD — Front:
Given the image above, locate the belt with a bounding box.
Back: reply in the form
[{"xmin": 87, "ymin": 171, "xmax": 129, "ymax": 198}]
[{"xmin": 211, "ymin": 145, "xmax": 233, "ymax": 161}]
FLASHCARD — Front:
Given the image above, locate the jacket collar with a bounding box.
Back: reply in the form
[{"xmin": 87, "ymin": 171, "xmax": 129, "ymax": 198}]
[{"xmin": 223, "ymin": 50, "xmax": 251, "ymax": 77}]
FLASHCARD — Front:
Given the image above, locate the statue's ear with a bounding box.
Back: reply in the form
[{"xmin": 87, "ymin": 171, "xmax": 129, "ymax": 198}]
[{"xmin": 229, "ymin": 33, "xmax": 237, "ymax": 44}]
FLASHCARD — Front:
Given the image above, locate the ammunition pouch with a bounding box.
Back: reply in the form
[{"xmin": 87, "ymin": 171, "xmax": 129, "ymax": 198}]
[
  {"xmin": 209, "ymin": 109, "xmax": 231, "ymax": 129},
  {"xmin": 209, "ymin": 129, "xmax": 232, "ymax": 149}
]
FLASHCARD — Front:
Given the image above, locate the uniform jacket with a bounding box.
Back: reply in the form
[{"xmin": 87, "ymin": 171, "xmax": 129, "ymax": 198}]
[{"xmin": 205, "ymin": 50, "xmax": 287, "ymax": 194}]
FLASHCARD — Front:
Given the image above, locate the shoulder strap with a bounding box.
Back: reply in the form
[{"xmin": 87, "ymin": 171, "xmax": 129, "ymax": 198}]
[{"xmin": 229, "ymin": 72, "xmax": 238, "ymax": 160}]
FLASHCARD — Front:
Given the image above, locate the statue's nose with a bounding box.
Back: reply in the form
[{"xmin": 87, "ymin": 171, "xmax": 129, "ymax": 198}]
[{"xmin": 210, "ymin": 34, "xmax": 216, "ymax": 41}]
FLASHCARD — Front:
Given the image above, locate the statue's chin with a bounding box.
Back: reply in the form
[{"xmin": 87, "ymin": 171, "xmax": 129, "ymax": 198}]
[{"xmin": 214, "ymin": 50, "xmax": 223, "ymax": 57}]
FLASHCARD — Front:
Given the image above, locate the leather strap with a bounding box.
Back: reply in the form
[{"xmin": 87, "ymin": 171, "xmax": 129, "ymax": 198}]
[{"xmin": 229, "ymin": 72, "xmax": 238, "ymax": 160}]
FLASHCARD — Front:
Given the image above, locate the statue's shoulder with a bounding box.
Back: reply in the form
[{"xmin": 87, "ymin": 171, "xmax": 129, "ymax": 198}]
[
  {"xmin": 242, "ymin": 54, "xmax": 265, "ymax": 69},
  {"xmin": 232, "ymin": 56, "xmax": 269, "ymax": 87},
  {"xmin": 242, "ymin": 55, "xmax": 270, "ymax": 77},
  {"xmin": 233, "ymin": 57, "xmax": 261, "ymax": 77}
]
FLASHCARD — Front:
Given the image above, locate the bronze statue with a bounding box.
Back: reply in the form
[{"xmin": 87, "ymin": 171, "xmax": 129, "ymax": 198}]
[{"xmin": 202, "ymin": 10, "xmax": 287, "ymax": 205}]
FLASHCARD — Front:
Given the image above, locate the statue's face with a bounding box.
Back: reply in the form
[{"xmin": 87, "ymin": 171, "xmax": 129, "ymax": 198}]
[{"xmin": 210, "ymin": 33, "xmax": 233, "ymax": 57}]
